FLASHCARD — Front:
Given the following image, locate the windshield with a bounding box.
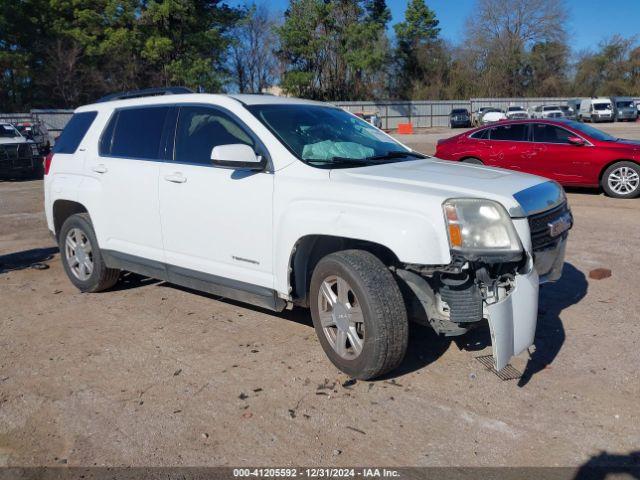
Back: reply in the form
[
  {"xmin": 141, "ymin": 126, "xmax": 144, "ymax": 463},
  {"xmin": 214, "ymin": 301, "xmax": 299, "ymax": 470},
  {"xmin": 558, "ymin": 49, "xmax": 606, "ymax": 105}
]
[
  {"xmin": 616, "ymin": 101, "xmax": 633, "ymax": 109},
  {"xmin": 0, "ymin": 124, "xmax": 21, "ymax": 138},
  {"xmin": 451, "ymin": 109, "xmax": 468, "ymax": 114},
  {"xmin": 593, "ymin": 103, "xmax": 611, "ymax": 111},
  {"xmin": 508, "ymin": 106, "xmax": 524, "ymax": 111},
  {"xmin": 558, "ymin": 120, "xmax": 617, "ymax": 141},
  {"xmin": 248, "ymin": 104, "xmax": 422, "ymax": 168},
  {"xmin": 543, "ymin": 106, "xmax": 560, "ymax": 111}
]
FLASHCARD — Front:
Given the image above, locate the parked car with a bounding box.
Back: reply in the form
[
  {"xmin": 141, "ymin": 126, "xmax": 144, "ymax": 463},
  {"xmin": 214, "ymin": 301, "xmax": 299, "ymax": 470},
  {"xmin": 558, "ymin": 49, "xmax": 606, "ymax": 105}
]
[
  {"xmin": 611, "ymin": 97, "xmax": 638, "ymax": 122},
  {"xmin": 579, "ymin": 98, "xmax": 614, "ymax": 122},
  {"xmin": 15, "ymin": 121, "xmax": 51, "ymax": 153},
  {"xmin": 353, "ymin": 111, "xmax": 382, "ymax": 129},
  {"xmin": 448, "ymin": 108, "xmax": 471, "ymax": 128},
  {"xmin": 505, "ymin": 105, "xmax": 529, "ymax": 120},
  {"xmin": 435, "ymin": 119, "xmax": 640, "ymax": 198},
  {"xmin": 480, "ymin": 108, "xmax": 507, "ymax": 124},
  {"xmin": 44, "ymin": 88, "xmax": 571, "ymax": 379},
  {"xmin": 558, "ymin": 105, "xmax": 576, "ymax": 120},
  {"xmin": 0, "ymin": 122, "xmax": 42, "ymax": 178},
  {"xmin": 471, "ymin": 106, "xmax": 494, "ymax": 126},
  {"xmin": 531, "ymin": 105, "xmax": 564, "ymax": 119}
]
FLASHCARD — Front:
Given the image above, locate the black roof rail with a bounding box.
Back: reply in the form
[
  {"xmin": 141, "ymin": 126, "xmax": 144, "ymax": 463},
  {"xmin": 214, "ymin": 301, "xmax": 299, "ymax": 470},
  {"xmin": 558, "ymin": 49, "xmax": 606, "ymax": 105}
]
[{"xmin": 96, "ymin": 86, "xmax": 194, "ymax": 103}]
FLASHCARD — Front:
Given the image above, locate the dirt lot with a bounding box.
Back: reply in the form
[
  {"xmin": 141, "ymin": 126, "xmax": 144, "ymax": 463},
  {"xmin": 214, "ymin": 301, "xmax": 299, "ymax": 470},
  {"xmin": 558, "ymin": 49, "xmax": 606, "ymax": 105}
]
[{"xmin": 0, "ymin": 123, "xmax": 639, "ymax": 468}]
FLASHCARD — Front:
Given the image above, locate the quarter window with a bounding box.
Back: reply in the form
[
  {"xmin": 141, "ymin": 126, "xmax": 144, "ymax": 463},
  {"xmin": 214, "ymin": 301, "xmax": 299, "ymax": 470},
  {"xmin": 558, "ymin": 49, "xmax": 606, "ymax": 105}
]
[
  {"xmin": 173, "ymin": 106, "xmax": 254, "ymax": 165},
  {"xmin": 489, "ymin": 124, "xmax": 528, "ymax": 141},
  {"xmin": 53, "ymin": 111, "xmax": 97, "ymax": 154},
  {"xmin": 532, "ymin": 124, "xmax": 573, "ymax": 144},
  {"xmin": 469, "ymin": 129, "xmax": 489, "ymax": 140},
  {"xmin": 102, "ymin": 106, "xmax": 170, "ymax": 159}
]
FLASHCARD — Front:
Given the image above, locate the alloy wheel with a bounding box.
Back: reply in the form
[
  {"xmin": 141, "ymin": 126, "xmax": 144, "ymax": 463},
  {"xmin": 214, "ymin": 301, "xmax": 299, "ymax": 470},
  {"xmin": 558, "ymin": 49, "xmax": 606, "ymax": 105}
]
[
  {"xmin": 65, "ymin": 228, "xmax": 94, "ymax": 281},
  {"xmin": 608, "ymin": 166, "xmax": 639, "ymax": 196},
  {"xmin": 317, "ymin": 275, "xmax": 365, "ymax": 360}
]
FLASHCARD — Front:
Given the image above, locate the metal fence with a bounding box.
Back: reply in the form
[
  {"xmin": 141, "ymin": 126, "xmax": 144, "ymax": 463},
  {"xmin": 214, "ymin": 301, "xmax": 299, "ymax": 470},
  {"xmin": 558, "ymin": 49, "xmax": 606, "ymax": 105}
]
[
  {"xmin": 0, "ymin": 109, "xmax": 74, "ymax": 144},
  {"xmin": 332, "ymin": 97, "xmax": 593, "ymax": 129}
]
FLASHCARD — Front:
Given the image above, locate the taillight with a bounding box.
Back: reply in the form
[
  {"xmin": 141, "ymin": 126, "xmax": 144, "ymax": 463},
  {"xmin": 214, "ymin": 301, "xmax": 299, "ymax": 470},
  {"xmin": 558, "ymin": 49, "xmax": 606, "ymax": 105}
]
[{"xmin": 44, "ymin": 152, "xmax": 54, "ymax": 175}]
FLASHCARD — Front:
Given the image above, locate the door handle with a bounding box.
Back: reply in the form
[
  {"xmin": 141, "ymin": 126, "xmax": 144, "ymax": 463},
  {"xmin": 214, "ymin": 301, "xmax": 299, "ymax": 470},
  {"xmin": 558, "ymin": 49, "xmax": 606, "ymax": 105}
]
[
  {"xmin": 92, "ymin": 164, "xmax": 108, "ymax": 174},
  {"xmin": 164, "ymin": 173, "xmax": 187, "ymax": 184}
]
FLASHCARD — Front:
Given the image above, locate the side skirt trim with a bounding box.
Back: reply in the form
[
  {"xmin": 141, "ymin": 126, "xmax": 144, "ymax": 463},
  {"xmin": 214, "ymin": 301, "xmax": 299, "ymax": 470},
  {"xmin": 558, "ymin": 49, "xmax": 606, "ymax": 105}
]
[{"xmin": 102, "ymin": 250, "xmax": 286, "ymax": 312}]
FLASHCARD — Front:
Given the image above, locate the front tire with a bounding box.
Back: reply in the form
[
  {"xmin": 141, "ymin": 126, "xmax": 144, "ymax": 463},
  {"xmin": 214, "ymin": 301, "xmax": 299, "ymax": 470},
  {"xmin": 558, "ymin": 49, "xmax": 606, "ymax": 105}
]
[
  {"xmin": 601, "ymin": 162, "xmax": 640, "ymax": 199},
  {"xmin": 59, "ymin": 213, "xmax": 120, "ymax": 292},
  {"xmin": 309, "ymin": 250, "xmax": 408, "ymax": 380}
]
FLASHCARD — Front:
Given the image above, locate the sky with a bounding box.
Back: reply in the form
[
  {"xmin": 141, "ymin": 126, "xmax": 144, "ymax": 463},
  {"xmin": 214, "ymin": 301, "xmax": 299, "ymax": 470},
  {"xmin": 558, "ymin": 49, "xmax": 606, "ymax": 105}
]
[{"xmin": 226, "ymin": 0, "xmax": 640, "ymax": 53}]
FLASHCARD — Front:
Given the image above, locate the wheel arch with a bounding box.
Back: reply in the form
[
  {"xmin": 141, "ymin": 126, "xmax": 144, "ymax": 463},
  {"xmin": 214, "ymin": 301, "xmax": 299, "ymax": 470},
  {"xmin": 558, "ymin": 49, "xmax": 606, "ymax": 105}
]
[
  {"xmin": 288, "ymin": 235, "xmax": 400, "ymax": 307},
  {"xmin": 52, "ymin": 199, "xmax": 88, "ymax": 241},
  {"xmin": 598, "ymin": 159, "xmax": 640, "ymax": 184}
]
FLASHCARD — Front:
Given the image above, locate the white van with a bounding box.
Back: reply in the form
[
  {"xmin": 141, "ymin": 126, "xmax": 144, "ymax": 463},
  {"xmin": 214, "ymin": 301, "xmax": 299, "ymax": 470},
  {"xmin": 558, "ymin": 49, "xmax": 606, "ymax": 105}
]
[{"xmin": 579, "ymin": 98, "xmax": 613, "ymax": 122}]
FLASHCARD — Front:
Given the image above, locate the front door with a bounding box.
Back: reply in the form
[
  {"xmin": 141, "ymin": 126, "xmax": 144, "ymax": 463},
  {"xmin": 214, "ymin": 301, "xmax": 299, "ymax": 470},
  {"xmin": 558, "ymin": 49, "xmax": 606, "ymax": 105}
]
[
  {"xmin": 158, "ymin": 105, "xmax": 274, "ymax": 289},
  {"xmin": 522, "ymin": 123, "xmax": 589, "ymax": 184}
]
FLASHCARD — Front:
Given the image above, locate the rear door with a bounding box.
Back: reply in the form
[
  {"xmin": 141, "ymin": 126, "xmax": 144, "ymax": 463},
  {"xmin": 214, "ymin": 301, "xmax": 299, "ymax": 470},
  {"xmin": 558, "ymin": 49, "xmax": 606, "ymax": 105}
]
[
  {"xmin": 158, "ymin": 104, "xmax": 274, "ymax": 289},
  {"xmin": 486, "ymin": 123, "xmax": 530, "ymax": 170},
  {"xmin": 522, "ymin": 123, "xmax": 589, "ymax": 183},
  {"xmin": 88, "ymin": 105, "xmax": 171, "ymax": 263}
]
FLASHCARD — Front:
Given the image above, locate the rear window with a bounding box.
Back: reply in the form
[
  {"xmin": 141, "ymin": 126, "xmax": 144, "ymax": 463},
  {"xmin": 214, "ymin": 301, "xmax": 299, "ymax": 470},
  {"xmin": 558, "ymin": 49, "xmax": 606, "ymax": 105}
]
[
  {"xmin": 53, "ymin": 111, "xmax": 97, "ymax": 154},
  {"xmin": 100, "ymin": 106, "xmax": 170, "ymax": 159}
]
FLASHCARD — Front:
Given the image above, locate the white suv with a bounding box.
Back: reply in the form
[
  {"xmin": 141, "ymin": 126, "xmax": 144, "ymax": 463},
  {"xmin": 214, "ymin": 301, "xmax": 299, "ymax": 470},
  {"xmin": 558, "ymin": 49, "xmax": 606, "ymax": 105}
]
[{"xmin": 44, "ymin": 89, "xmax": 572, "ymax": 380}]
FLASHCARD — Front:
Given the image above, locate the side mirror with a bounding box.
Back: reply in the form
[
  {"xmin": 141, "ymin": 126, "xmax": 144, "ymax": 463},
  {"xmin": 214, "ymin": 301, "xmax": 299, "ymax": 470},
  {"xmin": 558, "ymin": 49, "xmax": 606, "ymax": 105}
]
[
  {"xmin": 567, "ymin": 136, "xmax": 585, "ymax": 146},
  {"xmin": 210, "ymin": 144, "xmax": 265, "ymax": 170}
]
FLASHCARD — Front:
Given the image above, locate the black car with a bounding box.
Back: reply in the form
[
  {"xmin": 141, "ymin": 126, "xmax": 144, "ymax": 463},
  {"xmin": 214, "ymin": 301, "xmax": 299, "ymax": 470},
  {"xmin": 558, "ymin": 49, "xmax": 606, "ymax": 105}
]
[
  {"xmin": 449, "ymin": 108, "xmax": 471, "ymax": 128},
  {"xmin": 15, "ymin": 121, "xmax": 51, "ymax": 154}
]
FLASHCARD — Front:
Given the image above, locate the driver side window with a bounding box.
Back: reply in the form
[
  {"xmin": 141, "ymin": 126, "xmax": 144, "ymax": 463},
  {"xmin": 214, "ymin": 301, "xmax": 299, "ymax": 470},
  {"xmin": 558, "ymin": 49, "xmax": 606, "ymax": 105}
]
[{"xmin": 174, "ymin": 106, "xmax": 255, "ymax": 165}]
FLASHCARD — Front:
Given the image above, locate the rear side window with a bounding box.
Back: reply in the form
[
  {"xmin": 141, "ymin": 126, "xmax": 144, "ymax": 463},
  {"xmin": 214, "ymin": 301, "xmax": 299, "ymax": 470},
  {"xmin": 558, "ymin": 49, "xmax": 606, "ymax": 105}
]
[
  {"xmin": 490, "ymin": 124, "xmax": 528, "ymax": 141},
  {"xmin": 53, "ymin": 111, "xmax": 97, "ymax": 154},
  {"xmin": 532, "ymin": 124, "xmax": 572, "ymax": 144},
  {"xmin": 101, "ymin": 106, "xmax": 170, "ymax": 159}
]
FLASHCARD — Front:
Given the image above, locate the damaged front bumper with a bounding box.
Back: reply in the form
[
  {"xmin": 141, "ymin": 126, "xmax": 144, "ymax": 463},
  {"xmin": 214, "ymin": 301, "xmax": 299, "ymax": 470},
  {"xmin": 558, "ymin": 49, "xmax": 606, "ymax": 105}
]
[{"xmin": 397, "ymin": 231, "xmax": 569, "ymax": 372}]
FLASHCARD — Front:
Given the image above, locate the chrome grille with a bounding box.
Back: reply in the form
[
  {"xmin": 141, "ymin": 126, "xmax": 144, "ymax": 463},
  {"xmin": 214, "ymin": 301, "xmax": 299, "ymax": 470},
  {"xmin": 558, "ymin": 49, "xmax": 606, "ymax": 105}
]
[{"xmin": 528, "ymin": 202, "xmax": 572, "ymax": 250}]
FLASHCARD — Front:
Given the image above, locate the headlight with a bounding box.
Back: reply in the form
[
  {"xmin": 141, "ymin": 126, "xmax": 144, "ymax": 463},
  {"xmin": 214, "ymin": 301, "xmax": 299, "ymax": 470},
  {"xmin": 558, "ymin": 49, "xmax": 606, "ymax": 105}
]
[{"xmin": 443, "ymin": 199, "xmax": 522, "ymax": 254}]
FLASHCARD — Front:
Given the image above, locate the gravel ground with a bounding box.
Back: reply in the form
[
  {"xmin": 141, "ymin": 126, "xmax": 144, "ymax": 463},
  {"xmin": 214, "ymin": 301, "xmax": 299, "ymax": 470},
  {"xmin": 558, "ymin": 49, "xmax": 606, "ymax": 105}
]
[{"xmin": 0, "ymin": 123, "xmax": 639, "ymax": 469}]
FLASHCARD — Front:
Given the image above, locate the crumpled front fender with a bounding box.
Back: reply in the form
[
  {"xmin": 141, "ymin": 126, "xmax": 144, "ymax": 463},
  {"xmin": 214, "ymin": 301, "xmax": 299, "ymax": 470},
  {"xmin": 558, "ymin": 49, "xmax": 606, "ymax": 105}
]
[{"xmin": 487, "ymin": 268, "xmax": 539, "ymax": 371}]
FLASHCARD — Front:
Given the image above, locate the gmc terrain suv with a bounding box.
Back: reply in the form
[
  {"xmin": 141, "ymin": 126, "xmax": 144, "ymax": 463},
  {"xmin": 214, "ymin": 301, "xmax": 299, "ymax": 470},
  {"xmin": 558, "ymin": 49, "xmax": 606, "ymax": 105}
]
[{"xmin": 44, "ymin": 88, "xmax": 572, "ymax": 380}]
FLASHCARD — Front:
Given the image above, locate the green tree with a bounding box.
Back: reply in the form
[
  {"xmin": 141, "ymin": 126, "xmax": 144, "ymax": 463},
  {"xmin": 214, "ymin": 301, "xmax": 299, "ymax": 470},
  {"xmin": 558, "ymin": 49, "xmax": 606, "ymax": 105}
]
[
  {"xmin": 393, "ymin": 0, "xmax": 442, "ymax": 98},
  {"xmin": 277, "ymin": 0, "xmax": 390, "ymax": 100}
]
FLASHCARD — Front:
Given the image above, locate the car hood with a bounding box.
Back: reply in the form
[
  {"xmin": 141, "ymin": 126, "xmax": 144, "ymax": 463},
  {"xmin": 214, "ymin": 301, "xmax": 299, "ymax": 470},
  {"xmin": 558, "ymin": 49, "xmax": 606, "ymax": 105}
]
[
  {"xmin": 0, "ymin": 137, "xmax": 28, "ymax": 145},
  {"xmin": 330, "ymin": 158, "xmax": 553, "ymax": 217}
]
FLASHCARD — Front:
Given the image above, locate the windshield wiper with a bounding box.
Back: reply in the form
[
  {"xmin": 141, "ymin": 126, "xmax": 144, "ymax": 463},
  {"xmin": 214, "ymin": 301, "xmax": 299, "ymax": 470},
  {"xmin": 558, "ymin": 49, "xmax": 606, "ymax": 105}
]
[
  {"xmin": 366, "ymin": 150, "xmax": 426, "ymax": 161},
  {"xmin": 306, "ymin": 157, "xmax": 375, "ymax": 166}
]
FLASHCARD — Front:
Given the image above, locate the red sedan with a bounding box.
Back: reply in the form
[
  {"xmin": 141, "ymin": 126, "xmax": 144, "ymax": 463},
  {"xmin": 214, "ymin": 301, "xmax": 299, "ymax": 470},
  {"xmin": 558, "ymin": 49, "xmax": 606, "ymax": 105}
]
[{"xmin": 435, "ymin": 119, "xmax": 640, "ymax": 198}]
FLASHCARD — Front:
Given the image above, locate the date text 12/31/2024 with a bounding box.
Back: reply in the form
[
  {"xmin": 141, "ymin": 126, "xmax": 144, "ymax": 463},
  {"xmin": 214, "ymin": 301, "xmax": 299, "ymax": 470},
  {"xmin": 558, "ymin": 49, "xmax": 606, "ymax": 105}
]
[{"xmin": 233, "ymin": 468, "xmax": 401, "ymax": 478}]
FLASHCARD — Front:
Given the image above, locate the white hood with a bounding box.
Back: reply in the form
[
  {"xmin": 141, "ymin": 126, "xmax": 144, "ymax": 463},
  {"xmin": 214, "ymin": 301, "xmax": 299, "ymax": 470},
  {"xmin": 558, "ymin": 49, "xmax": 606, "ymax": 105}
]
[{"xmin": 330, "ymin": 158, "xmax": 549, "ymax": 216}]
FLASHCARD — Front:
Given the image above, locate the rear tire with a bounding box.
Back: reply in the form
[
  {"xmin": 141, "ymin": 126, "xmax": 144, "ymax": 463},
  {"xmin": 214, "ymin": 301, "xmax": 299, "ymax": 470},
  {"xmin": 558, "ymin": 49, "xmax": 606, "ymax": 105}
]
[
  {"xmin": 309, "ymin": 250, "xmax": 408, "ymax": 380},
  {"xmin": 462, "ymin": 157, "xmax": 484, "ymax": 165},
  {"xmin": 601, "ymin": 161, "xmax": 640, "ymax": 199},
  {"xmin": 59, "ymin": 213, "xmax": 120, "ymax": 292}
]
